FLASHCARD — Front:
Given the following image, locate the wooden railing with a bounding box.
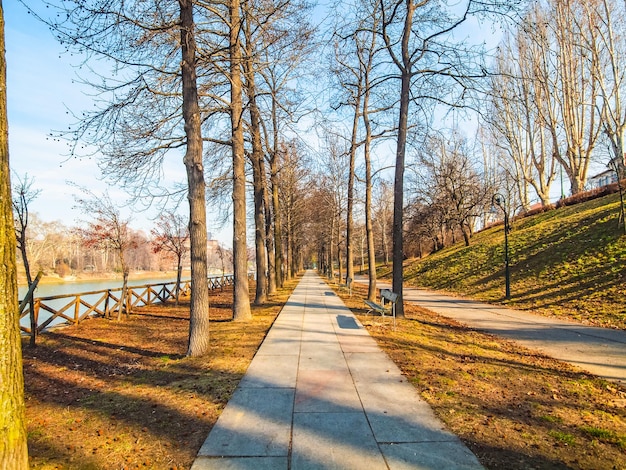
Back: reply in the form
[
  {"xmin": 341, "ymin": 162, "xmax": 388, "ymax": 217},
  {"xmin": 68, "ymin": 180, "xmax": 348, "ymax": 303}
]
[{"xmin": 19, "ymin": 275, "xmax": 237, "ymax": 335}]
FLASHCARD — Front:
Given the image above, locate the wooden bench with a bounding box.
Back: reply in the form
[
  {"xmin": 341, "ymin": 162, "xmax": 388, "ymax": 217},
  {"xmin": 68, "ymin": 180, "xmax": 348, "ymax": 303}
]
[{"xmin": 364, "ymin": 289, "xmax": 399, "ymax": 327}]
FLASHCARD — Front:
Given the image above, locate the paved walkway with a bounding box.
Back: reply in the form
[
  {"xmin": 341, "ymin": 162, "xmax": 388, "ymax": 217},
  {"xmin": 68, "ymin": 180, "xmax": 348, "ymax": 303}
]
[
  {"xmin": 192, "ymin": 271, "xmax": 483, "ymax": 470},
  {"xmin": 357, "ymin": 277, "xmax": 626, "ymax": 385}
]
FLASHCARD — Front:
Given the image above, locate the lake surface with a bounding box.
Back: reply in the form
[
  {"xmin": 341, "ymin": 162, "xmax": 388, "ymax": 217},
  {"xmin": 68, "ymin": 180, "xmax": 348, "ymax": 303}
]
[{"xmin": 18, "ymin": 276, "xmax": 189, "ymax": 300}]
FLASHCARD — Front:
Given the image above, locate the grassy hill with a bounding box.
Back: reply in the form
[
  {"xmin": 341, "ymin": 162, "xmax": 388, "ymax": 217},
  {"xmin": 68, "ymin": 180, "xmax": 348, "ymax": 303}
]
[{"xmin": 397, "ymin": 192, "xmax": 626, "ymax": 329}]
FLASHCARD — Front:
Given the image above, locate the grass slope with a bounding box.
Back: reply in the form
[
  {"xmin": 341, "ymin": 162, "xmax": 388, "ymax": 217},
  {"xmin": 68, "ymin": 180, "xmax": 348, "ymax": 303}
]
[{"xmin": 402, "ymin": 193, "xmax": 626, "ymax": 329}]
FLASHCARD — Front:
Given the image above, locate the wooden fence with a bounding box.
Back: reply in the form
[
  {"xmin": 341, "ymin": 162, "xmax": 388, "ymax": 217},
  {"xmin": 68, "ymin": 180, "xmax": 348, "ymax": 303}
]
[{"xmin": 19, "ymin": 275, "xmax": 237, "ymax": 335}]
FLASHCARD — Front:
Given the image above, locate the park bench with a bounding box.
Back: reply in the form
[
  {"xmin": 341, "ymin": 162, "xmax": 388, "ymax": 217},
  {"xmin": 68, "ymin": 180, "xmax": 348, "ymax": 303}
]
[
  {"xmin": 339, "ymin": 277, "xmax": 353, "ymax": 296},
  {"xmin": 364, "ymin": 288, "xmax": 399, "ymax": 326}
]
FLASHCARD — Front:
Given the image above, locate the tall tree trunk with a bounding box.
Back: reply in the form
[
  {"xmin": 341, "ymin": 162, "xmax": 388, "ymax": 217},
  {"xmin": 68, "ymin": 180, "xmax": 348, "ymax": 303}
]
[
  {"xmin": 180, "ymin": 0, "xmax": 211, "ymax": 356},
  {"xmin": 243, "ymin": 10, "xmax": 268, "ymax": 305},
  {"xmin": 251, "ymin": 154, "xmax": 268, "ymax": 304},
  {"xmin": 285, "ymin": 200, "xmax": 292, "ymax": 280},
  {"xmin": 392, "ymin": 71, "xmax": 410, "ymax": 318},
  {"xmin": 328, "ymin": 216, "xmax": 335, "ymax": 280},
  {"xmin": 18, "ymin": 233, "xmax": 37, "ymax": 346},
  {"xmin": 264, "ymin": 167, "xmax": 277, "ymax": 294},
  {"xmin": 363, "ymin": 95, "xmax": 377, "ymax": 301},
  {"xmin": 14, "ymin": 188, "xmax": 37, "ymax": 345},
  {"xmin": 175, "ymin": 254, "xmax": 182, "ymax": 307},
  {"xmin": 118, "ymin": 261, "xmax": 129, "ymax": 321},
  {"xmin": 387, "ymin": 0, "xmax": 417, "ymax": 319},
  {"xmin": 0, "ymin": 4, "xmax": 29, "ymax": 464},
  {"xmin": 230, "ymin": 0, "xmax": 252, "ymax": 321},
  {"xmin": 345, "ymin": 93, "xmax": 360, "ymax": 285},
  {"xmin": 337, "ymin": 240, "xmax": 343, "ymax": 284},
  {"xmin": 271, "ymin": 110, "xmax": 283, "ymax": 288}
]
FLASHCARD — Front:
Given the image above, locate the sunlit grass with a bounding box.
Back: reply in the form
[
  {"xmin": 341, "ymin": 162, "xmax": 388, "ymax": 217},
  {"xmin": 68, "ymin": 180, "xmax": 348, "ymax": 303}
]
[{"xmin": 400, "ymin": 193, "xmax": 626, "ymax": 328}]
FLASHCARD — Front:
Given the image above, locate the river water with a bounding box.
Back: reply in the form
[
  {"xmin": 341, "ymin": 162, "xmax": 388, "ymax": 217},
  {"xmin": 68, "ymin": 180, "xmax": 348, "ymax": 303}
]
[
  {"xmin": 18, "ymin": 276, "xmax": 188, "ymax": 300},
  {"xmin": 18, "ymin": 275, "xmax": 192, "ymax": 330}
]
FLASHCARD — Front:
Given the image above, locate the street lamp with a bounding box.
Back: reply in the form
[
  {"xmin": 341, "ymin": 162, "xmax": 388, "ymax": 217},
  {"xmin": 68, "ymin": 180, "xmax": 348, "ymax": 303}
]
[{"xmin": 492, "ymin": 193, "xmax": 511, "ymax": 300}]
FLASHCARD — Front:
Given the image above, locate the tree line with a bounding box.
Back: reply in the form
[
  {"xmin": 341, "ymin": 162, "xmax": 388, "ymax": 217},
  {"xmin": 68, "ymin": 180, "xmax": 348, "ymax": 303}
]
[
  {"xmin": 483, "ymin": 0, "xmax": 626, "ymax": 208},
  {"xmin": 11, "ymin": 192, "xmax": 233, "ymax": 282}
]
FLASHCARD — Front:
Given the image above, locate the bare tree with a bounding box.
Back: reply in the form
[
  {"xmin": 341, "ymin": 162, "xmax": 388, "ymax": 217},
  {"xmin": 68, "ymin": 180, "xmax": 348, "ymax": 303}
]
[
  {"xmin": 229, "ymin": 0, "xmax": 252, "ymax": 321},
  {"xmin": 373, "ymin": 179, "xmax": 393, "ymax": 266},
  {"xmin": 280, "ymin": 142, "xmax": 311, "ymax": 279},
  {"xmin": 11, "ymin": 173, "xmax": 42, "ymax": 345},
  {"xmin": 316, "ymin": 135, "xmax": 348, "ymax": 281},
  {"xmin": 74, "ymin": 189, "xmax": 136, "ymax": 320},
  {"xmin": 256, "ymin": 8, "xmax": 315, "ymax": 290},
  {"xmin": 11, "ymin": 173, "xmax": 39, "ymax": 285},
  {"xmin": 151, "ymin": 210, "xmax": 190, "ymax": 306},
  {"xmin": 486, "ymin": 20, "xmax": 558, "ymax": 208},
  {"xmin": 416, "ymin": 131, "xmax": 493, "ymax": 246},
  {"xmin": 29, "ymin": 0, "xmax": 213, "ymax": 355},
  {"xmin": 240, "ymin": 0, "xmax": 307, "ymax": 303},
  {"xmin": 587, "ymin": 0, "xmax": 626, "ymax": 171},
  {"xmin": 378, "ymin": 0, "xmax": 515, "ymax": 316},
  {"xmin": 180, "ymin": 0, "xmax": 212, "ymax": 354},
  {"xmin": 0, "ymin": 3, "xmax": 29, "ymax": 463},
  {"xmin": 331, "ymin": 37, "xmax": 362, "ymax": 286},
  {"xmin": 331, "ymin": 0, "xmax": 391, "ymax": 300},
  {"xmin": 552, "ymin": 0, "xmax": 603, "ymax": 194}
]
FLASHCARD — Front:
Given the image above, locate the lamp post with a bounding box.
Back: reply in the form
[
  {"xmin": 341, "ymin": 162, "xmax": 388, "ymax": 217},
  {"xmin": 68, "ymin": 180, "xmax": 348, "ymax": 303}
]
[{"xmin": 492, "ymin": 193, "xmax": 511, "ymax": 300}]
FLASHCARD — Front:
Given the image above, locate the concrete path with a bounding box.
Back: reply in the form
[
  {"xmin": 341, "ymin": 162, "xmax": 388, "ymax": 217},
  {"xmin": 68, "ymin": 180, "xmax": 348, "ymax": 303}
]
[
  {"xmin": 192, "ymin": 271, "xmax": 483, "ymax": 470},
  {"xmin": 359, "ymin": 277, "xmax": 626, "ymax": 385}
]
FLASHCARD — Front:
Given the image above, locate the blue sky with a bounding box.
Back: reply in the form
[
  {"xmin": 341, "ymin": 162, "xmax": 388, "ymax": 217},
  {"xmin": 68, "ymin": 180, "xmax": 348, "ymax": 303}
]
[{"xmin": 5, "ymin": 2, "xmax": 113, "ymax": 226}]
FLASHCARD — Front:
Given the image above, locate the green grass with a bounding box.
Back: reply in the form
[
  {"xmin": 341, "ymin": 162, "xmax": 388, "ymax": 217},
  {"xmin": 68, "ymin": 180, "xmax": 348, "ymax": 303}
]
[
  {"xmin": 400, "ymin": 193, "xmax": 626, "ymax": 329},
  {"xmin": 581, "ymin": 426, "xmax": 626, "ymax": 449},
  {"xmin": 549, "ymin": 430, "xmax": 576, "ymax": 445}
]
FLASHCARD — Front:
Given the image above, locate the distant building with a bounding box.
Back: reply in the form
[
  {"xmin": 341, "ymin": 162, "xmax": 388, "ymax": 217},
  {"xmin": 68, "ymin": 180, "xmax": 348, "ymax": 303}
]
[
  {"xmin": 588, "ymin": 155, "xmax": 625, "ymax": 189},
  {"xmin": 589, "ymin": 169, "xmax": 617, "ymax": 189}
]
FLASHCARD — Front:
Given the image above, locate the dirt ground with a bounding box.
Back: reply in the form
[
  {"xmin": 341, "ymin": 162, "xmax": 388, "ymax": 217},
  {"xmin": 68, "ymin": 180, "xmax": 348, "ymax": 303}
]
[
  {"xmin": 22, "ymin": 277, "xmax": 626, "ymax": 469},
  {"xmin": 338, "ymin": 284, "xmax": 626, "ymax": 470},
  {"xmin": 22, "ymin": 281, "xmax": 295, "ymax": 469}
]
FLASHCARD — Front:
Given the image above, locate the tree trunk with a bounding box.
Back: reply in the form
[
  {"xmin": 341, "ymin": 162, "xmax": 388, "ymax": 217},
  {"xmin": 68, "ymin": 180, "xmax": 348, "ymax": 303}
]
[
  {"xmin": 0, "ymin": 4, "xmax": 29, "ymax": 463},
  {"xmin": 251, "ymin": 153, "xmax": 268, "ymax": 304},
  {"xmin": 270, "ymin": 106, "xmax": 283, "ymax": 288},
  {"xmin": 230, "ymin": 0, "xmax": 252, "ymax": 321},
  {"xmin": 119, "ymin": 265, "xmax": 129, "ymax": 321},
  {"xmin": 391, "ymin": 71, "xmax": 410, "ymax": 318},
  {"xmin": 461, "ymin": 224, "xmax": 471, "ymax": 246},
  {"xmin": 363, "ymin": 100, "xmax": 377, "ymax": 301},
  {"xmin": 180, "ymin": 0, "xmax": 211, "ymax": 356},
  {"xmin": 242, "ymin": 13, "xmax": 268, "ymax": 305},
  {"xmin": 264, "ymin": 169, "xmax": 277, "ymax": 294},
  {"xmin": 345, "ymin": 92, "xmax": 360, "ymax": 285},
  {"xmin": 337, "ymin": 241, "xmax": 343, "ymax": 284},
  {"xmin": 175, "ymin": 254, "xmax": 182, "ymax": 307},
  {"xmin": 15, "ymin": 193, "xmax": 37, "ymax": 346},
  {"xmin": 285, "ymin": 200, "xmax": 293, "ymax": 280}
]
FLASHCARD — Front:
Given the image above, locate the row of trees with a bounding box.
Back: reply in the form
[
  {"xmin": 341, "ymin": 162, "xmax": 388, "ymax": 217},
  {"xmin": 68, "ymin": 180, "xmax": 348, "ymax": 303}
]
[
  {"xmin": 318, "ymin": 0, "xmax": 626, "ymax": 316},
  {"xmin": 10, "ymin": 205, "xmax": 233, "ymax": 280},
  {"xmin": 21, "ymin": 0, "xmax": 320, "ymax": 357},
  {"xmin": 19, "ymin": 0, "xmax": 530, "ymax": 340},
  {"xmin": 22, "ymin": 0, "xmax": 531, "ymax": 339},
  {"xmin": 483, "ymin": 0, "xmax": 626, "ymax": 208},
  {"xmin": 312, "ymin": 0, "xmax": 521, "ymax": 315}
]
